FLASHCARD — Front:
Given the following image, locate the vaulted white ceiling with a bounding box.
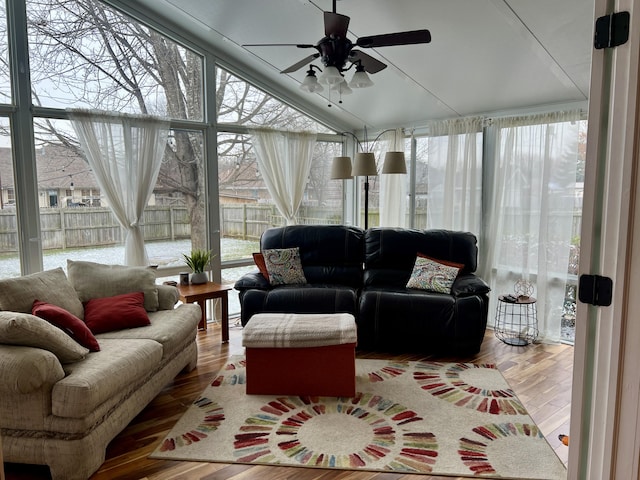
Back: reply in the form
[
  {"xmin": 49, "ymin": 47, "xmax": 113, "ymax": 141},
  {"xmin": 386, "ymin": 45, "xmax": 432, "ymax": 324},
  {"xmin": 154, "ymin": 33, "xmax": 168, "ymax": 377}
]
[{"xmin": 128, "ymin": 0, "xmax": 594, "ymax": 132}]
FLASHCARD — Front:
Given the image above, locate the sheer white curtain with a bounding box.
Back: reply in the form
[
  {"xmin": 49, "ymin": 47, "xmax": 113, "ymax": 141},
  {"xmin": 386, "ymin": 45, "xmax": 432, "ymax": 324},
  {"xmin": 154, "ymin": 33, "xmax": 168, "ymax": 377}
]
[
  {"xmin": 479, "ymin": 111, "xmax": 581, "ymax": 343},
  {"xmin": 425, "ymin": 117, "xmax": 483, "ymax": 233},
  {"xmin": 249, "ymin": 128, "xmax": 317, "ymax": 225},
  {"xmin": 68, "ymin": 109, "xmax": 170, "ymax": 266},
  {"xmin": 379, "ymin": 128, "xmax": 407, "ymax": 227}
]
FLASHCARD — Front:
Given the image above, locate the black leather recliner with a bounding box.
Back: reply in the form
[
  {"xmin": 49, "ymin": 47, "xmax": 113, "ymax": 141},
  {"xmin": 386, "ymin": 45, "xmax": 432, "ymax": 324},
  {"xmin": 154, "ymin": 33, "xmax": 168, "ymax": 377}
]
[
  {"xmin": 234, "ymin": 225, "xmax": 365, "ymax": 326},
  {"xmin": 358, "ymin": 228, "xmax": 490, "ymax": 354}
]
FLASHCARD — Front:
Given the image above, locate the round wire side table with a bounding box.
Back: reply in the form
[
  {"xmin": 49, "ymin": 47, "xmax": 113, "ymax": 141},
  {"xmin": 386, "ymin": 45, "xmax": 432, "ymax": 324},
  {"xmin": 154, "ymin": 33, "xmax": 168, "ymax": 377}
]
[{"xmin": 494, "ymin": 295, "xmax": 538, "ymax": 346}]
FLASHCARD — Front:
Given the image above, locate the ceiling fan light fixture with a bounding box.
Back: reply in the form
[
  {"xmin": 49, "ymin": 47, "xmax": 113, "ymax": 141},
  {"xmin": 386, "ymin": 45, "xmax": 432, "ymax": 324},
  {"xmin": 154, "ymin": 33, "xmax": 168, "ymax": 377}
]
[
  {"xmin": 318, "ymin": 65, "xmax": 344, "ymax": 85},
  {"xmin": 299, "ymin": 69, "xmax": 324, "ymax": 93},
  {"xmin": 331, "ymin": 81, "xmax": 352, "ymax": 95},
  {"xmin": 250, "ymin": 7, "xmax": 432, "ymax": 98},
  {"xmin": 349, "ymin": 68, "xmax": 374, "ymax": 88}
]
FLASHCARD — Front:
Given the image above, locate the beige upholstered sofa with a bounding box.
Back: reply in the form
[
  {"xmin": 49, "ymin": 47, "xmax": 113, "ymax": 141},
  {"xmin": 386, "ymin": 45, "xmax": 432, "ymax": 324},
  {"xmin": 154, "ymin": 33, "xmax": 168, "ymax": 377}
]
[{"xmin": 0, "ymin": 261, "xmax": 201, "ymax": 480}]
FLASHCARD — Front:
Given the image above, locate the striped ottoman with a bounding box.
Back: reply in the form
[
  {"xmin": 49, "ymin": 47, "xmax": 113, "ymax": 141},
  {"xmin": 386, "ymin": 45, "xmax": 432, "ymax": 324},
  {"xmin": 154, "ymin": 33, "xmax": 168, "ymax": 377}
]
[{"xmin": 242, "ymin": 313, "xmax": 357, "ymax": 396}]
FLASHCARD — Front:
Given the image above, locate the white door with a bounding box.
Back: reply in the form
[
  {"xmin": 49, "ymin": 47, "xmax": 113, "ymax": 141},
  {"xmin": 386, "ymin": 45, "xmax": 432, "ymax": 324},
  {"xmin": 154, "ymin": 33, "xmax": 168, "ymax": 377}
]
[{"xmin": 569, "ymin": 0, "xmax": 640, "ymax": 478}]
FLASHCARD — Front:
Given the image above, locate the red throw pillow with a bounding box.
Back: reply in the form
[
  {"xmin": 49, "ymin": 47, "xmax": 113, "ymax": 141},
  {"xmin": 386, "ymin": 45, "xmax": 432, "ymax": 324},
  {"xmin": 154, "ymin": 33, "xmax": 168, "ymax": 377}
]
[
  {"xmin": 83, "ymin": 291, "xmax": 150, "ymax": 334},
  {"xmin": 253, "ymin": 252, "xmax": 269, "ymax": 279},
  {"xmin": 32, "ymin": 299, "xmax": 101, "ymax": 352},
  {"xmin": 418, "ymin": 252, "xmax": 465, "ymax": 270}
]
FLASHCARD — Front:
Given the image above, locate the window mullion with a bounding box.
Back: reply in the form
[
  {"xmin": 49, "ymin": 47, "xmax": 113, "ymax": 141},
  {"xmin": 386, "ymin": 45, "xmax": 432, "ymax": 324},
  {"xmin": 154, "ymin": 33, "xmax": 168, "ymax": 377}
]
[{"xmin": 7, "ymin": 0, "xmax": 43, "ymax": 274}]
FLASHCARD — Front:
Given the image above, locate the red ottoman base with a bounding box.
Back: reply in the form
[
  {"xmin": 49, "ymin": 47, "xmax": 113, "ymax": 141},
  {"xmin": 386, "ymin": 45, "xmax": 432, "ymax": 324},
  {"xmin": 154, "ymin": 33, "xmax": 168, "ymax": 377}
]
[{"xmin": 245, "ymin": 343, "xmax": 356, "ymax": 397}]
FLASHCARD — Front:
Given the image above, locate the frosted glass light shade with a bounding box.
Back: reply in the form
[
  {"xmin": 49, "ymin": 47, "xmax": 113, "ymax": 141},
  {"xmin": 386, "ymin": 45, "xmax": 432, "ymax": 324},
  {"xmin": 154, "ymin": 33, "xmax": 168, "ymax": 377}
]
[
  {"xmin": 331, "ymin": 81, "xmax": 352, "ymax": 95},
  {"xmin": 300, "ymin": 73, "xmax": 324, "ymax": 93},
  {"xmin": 318, "ymin": 66, "xmax": 345, "ymax": 85},
  {"xmin": 349, "ymin": 70, "xmax": 374, "ymax": 88},
  {"xmin": 381, "ymin": 151, "xmax": 407, "ymax": 174},
  {"xmin": 352, "ymin": 152, "xmax": 377, "ymax": 176},
  {"xmin": 330, "ymin": 156, "xmax": 353, "ymax": 179}
]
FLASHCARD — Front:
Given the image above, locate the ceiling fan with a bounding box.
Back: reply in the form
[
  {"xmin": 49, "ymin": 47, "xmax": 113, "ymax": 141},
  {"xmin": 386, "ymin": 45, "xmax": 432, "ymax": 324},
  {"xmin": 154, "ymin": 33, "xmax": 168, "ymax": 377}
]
[{"xmin": 243, "ymin": 0, "xmax": 431, "ymax": 93}]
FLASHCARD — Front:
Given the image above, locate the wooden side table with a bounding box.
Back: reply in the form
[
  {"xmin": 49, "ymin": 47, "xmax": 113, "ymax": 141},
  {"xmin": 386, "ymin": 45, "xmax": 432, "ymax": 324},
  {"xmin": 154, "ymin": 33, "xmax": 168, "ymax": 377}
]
[{"xmin": 177, "ymin": 282, "xmax": 232, "ymax": 342}]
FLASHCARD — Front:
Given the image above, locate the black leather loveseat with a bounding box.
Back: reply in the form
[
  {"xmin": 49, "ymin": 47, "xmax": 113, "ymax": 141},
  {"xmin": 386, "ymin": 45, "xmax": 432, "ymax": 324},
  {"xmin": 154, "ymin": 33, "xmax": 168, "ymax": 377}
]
[{"xmin": 234, "ymin": 225, "xmax": 490, "ymax": 354}]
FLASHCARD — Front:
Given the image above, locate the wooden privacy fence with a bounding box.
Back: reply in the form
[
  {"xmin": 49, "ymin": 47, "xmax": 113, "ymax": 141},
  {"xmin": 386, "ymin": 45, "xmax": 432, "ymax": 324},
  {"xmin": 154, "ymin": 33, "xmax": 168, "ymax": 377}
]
[
  {"xmin": 0, "ymin": 204, "xmax": 583, "ymax": 253},
  {"xmin": 0, "ymin": 204, "xmax": 343, "ymax": 253},
  {"xmin": 0, "ymin": 206, "xmax": 192, "ymax": 253},
  {"xmin": 219, "ymin": 204, "xmax": 343, "ymax": 240}
]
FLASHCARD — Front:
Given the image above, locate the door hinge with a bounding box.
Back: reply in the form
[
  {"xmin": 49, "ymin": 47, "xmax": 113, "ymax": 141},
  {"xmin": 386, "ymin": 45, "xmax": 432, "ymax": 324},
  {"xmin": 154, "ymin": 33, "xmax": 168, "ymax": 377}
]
[
  {"xmin": 594, "ymin": 11, "xmax": 630, "ymax": 49},
  {"xmin": 578, "ymin": 274, "xmax": 613, "ymax": 306}
]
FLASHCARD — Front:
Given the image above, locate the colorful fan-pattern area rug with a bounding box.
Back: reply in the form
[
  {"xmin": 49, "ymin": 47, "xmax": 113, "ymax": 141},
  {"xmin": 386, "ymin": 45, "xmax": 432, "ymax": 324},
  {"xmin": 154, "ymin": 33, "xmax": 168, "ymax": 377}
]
[{"xmin": 151, "ymin": 356, "xmax": 566, "ymax": 479}]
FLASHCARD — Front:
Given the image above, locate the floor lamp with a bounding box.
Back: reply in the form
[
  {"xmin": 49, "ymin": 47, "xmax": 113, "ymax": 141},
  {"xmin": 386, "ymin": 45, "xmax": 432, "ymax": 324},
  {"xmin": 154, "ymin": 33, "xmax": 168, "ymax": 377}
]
[{"xmin": 330, "ymin": 130, "xmax": 407, "ymax": 229}]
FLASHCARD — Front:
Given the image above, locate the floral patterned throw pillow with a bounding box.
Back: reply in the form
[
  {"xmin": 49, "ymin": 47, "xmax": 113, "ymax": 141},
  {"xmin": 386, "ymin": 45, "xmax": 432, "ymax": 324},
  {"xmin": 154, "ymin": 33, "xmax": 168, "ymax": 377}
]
[
  {"xmin": 406, "ymin": 256, "xmax": 461, "ymax": 293},
  {"xmin": 263, "ymin": 247, "xmax": 307, "ymax": 286}
]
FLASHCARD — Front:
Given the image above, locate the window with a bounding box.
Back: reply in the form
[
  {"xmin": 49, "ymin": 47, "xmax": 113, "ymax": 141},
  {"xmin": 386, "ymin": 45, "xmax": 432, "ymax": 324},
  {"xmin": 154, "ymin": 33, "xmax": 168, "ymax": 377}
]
[
  {"xmin": 8, "ymin": 0, "xmax": 209, "ymax": 276},
  {"xmin": 218, "ymin": 132, "xmax": 344, "ymax": 260},
  {"xmin": 413, "ymin": 121, "xmax": 483, "ymax": 232},
  {"xmin": 216, "ymin": 66, "xmax": 341, "ymax": 269},
  {"xmin": 27, "ymin": 0, "xmax": 204, "ymax": 121},
  {"xmin": 217, "ymin": 67, "xmax": 331, "ymax": 132},
  {"xmin": 486, "ymin": 113, "xmax": 584, "ymax": 344},
  {"xmin": 27, "ymin": 119, "xmax": 207, "ymax": 273}
]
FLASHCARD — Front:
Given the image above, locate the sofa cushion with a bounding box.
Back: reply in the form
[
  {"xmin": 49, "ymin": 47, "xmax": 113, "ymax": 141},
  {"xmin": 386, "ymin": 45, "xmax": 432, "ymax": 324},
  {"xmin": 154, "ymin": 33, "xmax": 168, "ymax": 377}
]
[
  {"xmin": 260, "ymin": 225, "xmax": 365, "ymax": 287},
  {"xmin": 358, "ymin": 288, "xmax": 457, "ymax": 351},
  {"xmin": 83, "ymin": 292, "xmax": 151, "ymax": 334},
  {"xmin": 32, "ymin": 300, "xmax": 100, "ymax": 351},
  {"xmin": 263, "ymin": 247, "xmax": 307, "ymax": 285},
  {"xmin": 0, "ymin": 311, "xmax": 89, "ymax": 363},
  {"xmin": 406, "ymin": 256, "xmax": 461, "ymax": 294},
  {"xmin": 364, "ymin": 228, "xmax": 479, "ymax": 288},
  {"xmin": 67, "ymin": 260, "xmax": 160, "ymax": 312},
  {"xmin": 239, "ymin": 285, "xmax": 359, "ymax": 326},
  {"xmin": 0, "ymin": 268, "xmax": 85, "ymax": 320},
  {"xmin": 96, "ymin": 304, "xmax": 200, "ymax": 360},
  {"xmin": 52, "ymin": 338, "xmax": 163, "ymax": 418}
]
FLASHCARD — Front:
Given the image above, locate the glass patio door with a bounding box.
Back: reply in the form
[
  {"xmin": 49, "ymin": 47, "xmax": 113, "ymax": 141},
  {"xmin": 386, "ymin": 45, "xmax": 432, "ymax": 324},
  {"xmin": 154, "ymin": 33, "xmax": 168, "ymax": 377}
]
[{"xmin": 568, "ymin": 1, "xmax": 640, "ymax": 478}]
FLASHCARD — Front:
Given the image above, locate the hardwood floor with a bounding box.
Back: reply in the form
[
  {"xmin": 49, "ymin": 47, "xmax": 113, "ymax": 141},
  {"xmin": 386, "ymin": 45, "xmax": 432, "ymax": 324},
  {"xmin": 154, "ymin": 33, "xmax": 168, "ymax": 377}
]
[{"xmin": 4, "ymin": 319, "xmax": 573, "ymax": 480}]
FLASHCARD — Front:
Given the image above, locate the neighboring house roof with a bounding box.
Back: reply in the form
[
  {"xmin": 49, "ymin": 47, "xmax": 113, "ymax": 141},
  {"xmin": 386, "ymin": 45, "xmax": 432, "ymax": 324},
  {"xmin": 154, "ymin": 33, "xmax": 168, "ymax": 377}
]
[
  {"xmin": 0, "ymin": 145, "xmax": 183, "ymax": 193},
  {"xmin": 35, "ymin": 145, "xmax": 96, "ymax": 190},
  {"xmin": 0, "ymin": 145, "xmax": 96, "ymax": 190}
]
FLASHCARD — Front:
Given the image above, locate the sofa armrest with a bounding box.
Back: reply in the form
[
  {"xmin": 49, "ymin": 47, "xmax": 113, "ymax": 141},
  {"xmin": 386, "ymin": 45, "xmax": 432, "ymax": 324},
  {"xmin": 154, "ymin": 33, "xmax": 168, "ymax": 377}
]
[
  {"xmin": 234, "ymin": 272, "xmax": 269, "ymax": 291},
  {"xmin": 0, "ymin": 345, "xmax": 65, "ymax": 394},
  {"xmin": 451, "ymin": 274, "xmax": 491, "ymax": 297}
]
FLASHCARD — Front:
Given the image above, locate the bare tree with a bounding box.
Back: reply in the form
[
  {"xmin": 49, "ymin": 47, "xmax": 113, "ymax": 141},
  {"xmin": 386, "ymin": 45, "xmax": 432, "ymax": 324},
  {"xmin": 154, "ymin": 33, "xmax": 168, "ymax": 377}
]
[{"xmin": 2, "ymin": 0, "xmax": 331, "ymax": 248}]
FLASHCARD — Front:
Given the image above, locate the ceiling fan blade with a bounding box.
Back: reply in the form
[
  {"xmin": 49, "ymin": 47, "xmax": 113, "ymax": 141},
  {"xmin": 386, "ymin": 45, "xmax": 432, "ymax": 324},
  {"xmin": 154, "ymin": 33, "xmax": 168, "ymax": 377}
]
[
  {"xmin": 280, "ymin": 53, "xmax": 320, "ymax": 73},
  {"xmin": 243, "ymin": 43, "xmax": 316, "ymax": 48},
  {"xmin": 349, "ymin": 50, "xmax": 387, "ymax": 74},
  {"xmin": 356, "ymin": 29, "xmax": 431, "ymax": 48},
  {"xmin": 324, "ymin": 11, "xmax": 350, "ymax": 38}
]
